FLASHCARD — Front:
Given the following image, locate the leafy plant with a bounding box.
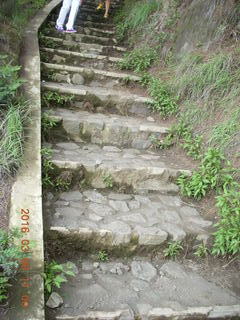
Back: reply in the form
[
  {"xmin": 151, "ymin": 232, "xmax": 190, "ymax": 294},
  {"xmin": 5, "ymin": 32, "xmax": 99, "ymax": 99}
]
[
  {"xmin": 118, "ymin": 48, "xmax": 157, "ymax": 73},
  {"xmin": 103, "ymin": 173, "xmax": 113, "ymax": 188},
  {"xmin": 43, "ymin": 261, "xmax": 76, "ymax": 294},
  {"xmin": 147, "ymin": 77, "xmax": 178, "ymax": 118},
  {"xmin": 41, "ymin": 112, "xmax": 58, "ymax": 137},
  {"xmin": 97, "ymin": 250, "xmax": 109, "ymax": 262},
  {"xmin": 163, "ymin": 241, "xmax": 183, "ymax": 258},
  {"xmin": 42, "ymin": 91, "xmax": 74, "ymax": 108},
  {"xmin": 55, "ymin": 177, "xmax": 71, "ymax": 191},
  {"xmin": 41, "ymin": 147, "xmax": 55, "ymax": 188},
  {"xmin": 194, "ymin": 242, "xmax": 209, "ymax": 258},
  {"xmin": 0, "ymin": 276, "xmax": 11, "ymax": 303},
  {"xmin": 177, "ymin": 148, "xmax": 226, "ymax": 200},
  {"xmin": 212, "ymin": 182, "xmax": 240, "ymax": 256},
  {"xmin": 0, "ymin": 55, "xmax": 23, "ymax": 104}
]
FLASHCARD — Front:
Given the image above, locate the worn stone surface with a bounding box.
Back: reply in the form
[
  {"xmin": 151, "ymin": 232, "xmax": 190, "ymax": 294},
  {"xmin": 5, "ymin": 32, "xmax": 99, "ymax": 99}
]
[
  {"xmin": 46, "ymin": 292, "xmax": 63, "ymax": 309},
  {"xmin": 45, "ymin": 189, "xmax": 213, "ymax": 249},
  {"xmin": 47, "ymin": 258, "xmax": 240, "ymax": 319}
]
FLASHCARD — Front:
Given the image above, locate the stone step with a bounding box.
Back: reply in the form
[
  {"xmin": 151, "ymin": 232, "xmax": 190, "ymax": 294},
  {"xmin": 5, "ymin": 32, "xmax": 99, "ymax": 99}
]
[
  {"xmin": 45, "ymin": 189, "xmax": 212, "ymax": 250},
  {"xmin": 44, "ymin": 257, "xmax": 240, "ymax": 320},
  {"xmin": 41, "ymin": 62, "xmax": 140, "ymax": 87},
  {"xmin": 40, "ymin": 35, "xmax": 125, "ymax": 56},
  {"xmin": 41, "ymin": 81, "xmax": 151, "ymax": 114},
  {"xmin": 49, "ymin": 142, "xmax": 190, "ymax": 192},
  {"xmin": 45, "ymin": 108, "xmax": 168, "ymax": 150},
  {"xmin": 79, "ymin": 19, "xmax": 115, "ymax": 30},
  {"xmin": 48, "ymin": 21, "xmax": 116, "ymax": 37},
  {"xmin": 41, "ymin": 47, "xmax": 122, "ymax": 70}
]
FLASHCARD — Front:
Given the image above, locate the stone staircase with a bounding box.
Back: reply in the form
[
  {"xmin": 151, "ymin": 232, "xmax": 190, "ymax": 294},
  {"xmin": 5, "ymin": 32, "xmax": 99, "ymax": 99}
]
[{"xmin": 40, "ymin": 1, "xmax": 240, "ymax": 319}]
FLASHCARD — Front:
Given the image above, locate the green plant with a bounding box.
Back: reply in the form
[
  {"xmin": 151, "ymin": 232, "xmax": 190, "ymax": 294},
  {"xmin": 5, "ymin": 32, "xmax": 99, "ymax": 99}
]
[
  {"xmin": 118, "ymin": 48, "xmax": 157, "ymax": 73},
  {"xmin": 0, "ymin": 55, "xmax": 23, "ymax": 104},
  {"xmin": 0, "ymin": 102, "xmax": 28, "ymax": 175},
  {"xmin": 212, "ymin": 182, "xmax": 240, "ymax": 256},
  {"xmin": 0, "ymin": 229, "xmax": 23, "ymax": 303},
  {"xmin": 97, "ymin": 250, "xmax": 109, "ymax": 262},
  {"xmin": 181, "ymin": 131, "xmax": 203, "ymax": 160},
  {"xmin": 194, "ymin": 242, "xmax": 209, "ymax": 258},
  {"xmin": 177, "ymin": 148, "xmax": 227, "ymax": 199},
  {"xmin": 147, "ymin": 77, "xmax": 178, "ymax": 118},
  {"xmin": 42, "ymin": 91, "xmax": 74, "ymax": 108},
  {"xmin": 41, "ymin": 147, "xmax": 55, "ymax": 188},
  {"xmin": 55, "ymin": 177, "xmax": 71, "ymax": 191},
  {"xmin": 0, "ymin": 276, "xmax": 11, "ymax": 303},
  {"xmin": 43, "ymin": 261, "xmax": 76, "ymax": 294},
  {"xmin": 163, "ymin": 241, "xmax": 183, "ymax": 258},
  {"xmin": 41, "ymin": 112, "xmax": 58, "ymax": 137},
  {"xmin": 103, "ymin": 173, "xmax": 113, "ymax": 188}
]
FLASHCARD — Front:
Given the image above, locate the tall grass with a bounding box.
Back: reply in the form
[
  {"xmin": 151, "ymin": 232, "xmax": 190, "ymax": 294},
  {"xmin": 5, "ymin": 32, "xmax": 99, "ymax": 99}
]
[
  {"xmin": 114, "ymin": 0, "xmax": 162, "ymax": 40},
  {"xmin": 0, "ymin": 103, "xmax": 28, "ymax": 176}
]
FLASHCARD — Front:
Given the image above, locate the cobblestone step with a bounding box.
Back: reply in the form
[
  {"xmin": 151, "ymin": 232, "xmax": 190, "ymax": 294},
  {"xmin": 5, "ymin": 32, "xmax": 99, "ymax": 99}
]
[
  {"xmin": 46, "ymin": 108, "xmax": 168, "ymax": 149},
  {"xmin": 40, "ymin": 35, "xmax": 125, "ymax": 56},
  {"xmin": 41, "ymin": 47, "xmax": 122, "ymax": 70},
  {"xmin": 46, "ymin": 189, "xmax": 212, "ymax": 250},
  {"xmin": 41, "ymin": 81, "xmax": 151, "ymax": 115},
  {"xmin": 45, "ymin": 257, "xmax": 240, "ymax": 319},
  {"xmin": 41, "ymin": 63, "xmax": 140, "ymax": 87},
  {"xmin": 49, "ymin": 142, "xmax": 190, "ymax": 192}
]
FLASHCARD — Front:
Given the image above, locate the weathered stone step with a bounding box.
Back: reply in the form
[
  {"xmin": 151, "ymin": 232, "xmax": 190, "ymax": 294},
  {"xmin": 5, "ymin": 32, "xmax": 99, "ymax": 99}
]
[
  {"xmin": 41, "ymin": 62, "xmax": 140, "ymax": 86},
  {"xmin": 49, "ymin": 142, "xmax": 190, "ymax": 192},
  {"xmin": 44, "ymin": 257, "xmax": 240, "ymax": 320},
  {"xmin": 79, "ymin": 19, "xmax": 115, "ymax": 30},
  {"xmin": 46, "ymin": 108, "xmax": 168, "ymax": 150},
  {"xmin": 40, "ymin": 35, "xmax": 125, "ymax": 56},
  {"xmin": 41, "ymin": 47, "xmax": 122, "ymax": 70},
  {"xmin": 46, "ymin": 189, "xmax": 212, "ymax": 250},
  {"xmin": 41, "ymin": 81, "xmax": 151, "ymax": 113}
]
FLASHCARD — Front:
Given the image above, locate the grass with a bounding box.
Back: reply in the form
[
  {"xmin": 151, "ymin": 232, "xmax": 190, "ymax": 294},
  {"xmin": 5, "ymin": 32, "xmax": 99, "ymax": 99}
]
[{"xmin": 0, "ymin": 102, "xmax": 29, "ymax": 176}]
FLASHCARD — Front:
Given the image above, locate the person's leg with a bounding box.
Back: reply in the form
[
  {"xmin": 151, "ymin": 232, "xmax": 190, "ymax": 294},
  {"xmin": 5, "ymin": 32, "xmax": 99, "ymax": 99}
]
[
  {"xmin": 56, "ymin": 0, "xmax": 72, "ymax": 28},
  {"xmin": 66, "ymin": 0, "xmax": 80, "ymax": 30},
  {"xmin": 104, "ymin": 0, "xmax": 110, "ymax": 18}
]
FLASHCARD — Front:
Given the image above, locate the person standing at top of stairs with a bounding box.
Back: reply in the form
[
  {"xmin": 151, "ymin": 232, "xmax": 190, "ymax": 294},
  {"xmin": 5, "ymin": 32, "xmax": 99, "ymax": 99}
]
[
  {"xmin": 56, "ymin": 0, "xmax": 83, "ymax": 33},
  {"xmin": 96, "ymin": 0, "xmax": 111, "ymax": 18}
]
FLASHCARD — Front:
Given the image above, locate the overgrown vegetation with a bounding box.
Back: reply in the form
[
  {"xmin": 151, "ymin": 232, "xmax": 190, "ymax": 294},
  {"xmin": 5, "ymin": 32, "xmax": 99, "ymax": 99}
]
[
  {"xmin": 0, "ymin": 229, "xmax": 23, "ymax": 302},
  {"xmin": 42, "ymin": 91, "xmax": 74, "ymax": 108},
  {"xmin": 163, "ymin": 241, "xmax": 183, "ymax": 259},
  {"xmin": 43, "ymin": 261, "xmax": 76, "ymax": 294}
]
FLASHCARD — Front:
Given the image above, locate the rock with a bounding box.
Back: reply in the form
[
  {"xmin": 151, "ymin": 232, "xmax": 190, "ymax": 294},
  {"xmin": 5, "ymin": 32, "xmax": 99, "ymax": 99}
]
[
  {"xmin": 147, "ymin": 116, "xmax": 155, "ymax": 122},
  {"xmin": 72, "ymin": 73, "xmax": 85, "ymax": 85},
  {"xmin": 52, "ymin": 55, "xmax": 66, "ymax": 64},
  {"xmin": 160, "ymin": 223, "xmax": 186, "ymax": 241},
  {"xmin": 55, "ymin": 73, "xmax": 70, "ymax": 83},
  {"xmin": 134, "ymin": 195, "xmax": 151, "ymax": 205},
  {"xmin": 88, "ymin": 203, "xmax": 114, "ymax": 216},
  {"xmin": 46, "ymin": 292, "xmax": 63, "ymax": 309},
  {"xmin": 109, "ymin": 200, "xmax": 129, "ymax": 212},
  {"xmin": 47, "ymin": 192, "xmax": 54, "ymax": 200},
  {"xmin": 80, "ymin": 273, "xmax": 93, "ymax": 280},
  {"xmin": 135, "ymin": 226, "xmax": 168, "ymax": 245},
  {"xmin": 131, "ymin": 261, "xmax": 157, "ymax": 282},
  {"xmin": 104, "ymin": 221, "xmax": 131, "ymax": 245},
  {"xmin": 131, "ymin": 279, "xmax": 150, "ymax": 292},
  {"xmin": 108, "ymin": 193, "xmax": 132, "ymax": 201},
  {"xmin": 93, "ymin": 262, "xmax": 99, "ymax": 268},
  {"xmin": 132, "ymin": 139, "xmax": 151, "ymax": 149},
  {"xmin": 82, "ymin": 261, "xmax": 93, "ymax": 271},
  {"xmin": 83, "ymin": 190, "xmax": 107, "ymax": 204},
  {"xmin": 128, "ymin": 200, "xmax": 140, "ymax": 210},
  {"xmin": 160, "ymin": 262, "xmax": 187, "ymax": 279},
  {"xmin": 88, "ymin": 212, "xmax": 103, "ymax": 222},
  {"xmin": 103, "ymin": 146, "xmax": 122, "ymax": 153},
  {"xmin": 60, "ymin": 191, "xmax": 83, "ymax": 201},
  {"xmin": 120, "ymin": 213, "xmax": 146, "ymax": 224}
]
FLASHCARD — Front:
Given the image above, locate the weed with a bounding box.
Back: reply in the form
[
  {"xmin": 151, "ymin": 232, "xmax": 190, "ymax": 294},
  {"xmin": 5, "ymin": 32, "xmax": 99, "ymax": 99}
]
[
  {"xmin": 114, "ymin": 0, "xmax": 161, "ymax": 41},
  {"xmin": 147, "ymin": 77, "xmax": 178, "ymax": 118},
  {"xmin": 0, "ymin": 102, "xmax": 28, "ymax": 175},
  {"xmin": 43, "ymin": 260, "xmax": 76, "ymax": 294},
  {"xmin": 212, "ymin": 181, "xmax": 240, "ymax": 256},
  {"xmin": 55, "ymin": 177, "xmax": 71, "ymax": 191},
  {"xmin": 98, "ymin": 250, "xmax": 109, "ymax": 262},
  {"xmin": 177, "ymin": 148, "xmax": 226, "ymax": 199},
  {"xmin": 41, "ymin": 147, "xmax": 55, "ymax": 188},
  {"xmin": 103, "ymin": 173, "xmax": 113, "ymax": 188},
  {"xmin": 163, "ymin": 241, "xmax": 183, "ymax": 258},
  {"xmin": 0, "ymin": 229, "xmax": 23, "ymax": 302},
  {"xmin": 42, "ymin": 91, "xmax": 74, "ymax": 108},
  {"xmin": 41, "ymin": 112, "xmax": 58, "ymax": 138},
  {"xmin": 194, "ymin": 242, "xmax": 209, "ymax": 258},
  {"xmin": 118, "ymin": 48, "xmax": 157, "ymax": 73},
  {"xmin": 0, "ymin": 55, "xmax": 23, "ymax": 104}
]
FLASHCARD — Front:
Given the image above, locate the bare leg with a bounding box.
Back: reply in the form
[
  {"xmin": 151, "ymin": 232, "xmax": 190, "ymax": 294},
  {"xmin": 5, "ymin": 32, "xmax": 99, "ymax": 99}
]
[{"xmin": 104, "ymin": 0, "xmax": 110, "ymax": 18}]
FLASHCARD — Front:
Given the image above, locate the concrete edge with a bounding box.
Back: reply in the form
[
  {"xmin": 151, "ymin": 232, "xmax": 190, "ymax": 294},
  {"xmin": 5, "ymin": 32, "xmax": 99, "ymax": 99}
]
[{"xmin": 8, "ymin": 0, "xmax": 61, "ymax": 319}]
